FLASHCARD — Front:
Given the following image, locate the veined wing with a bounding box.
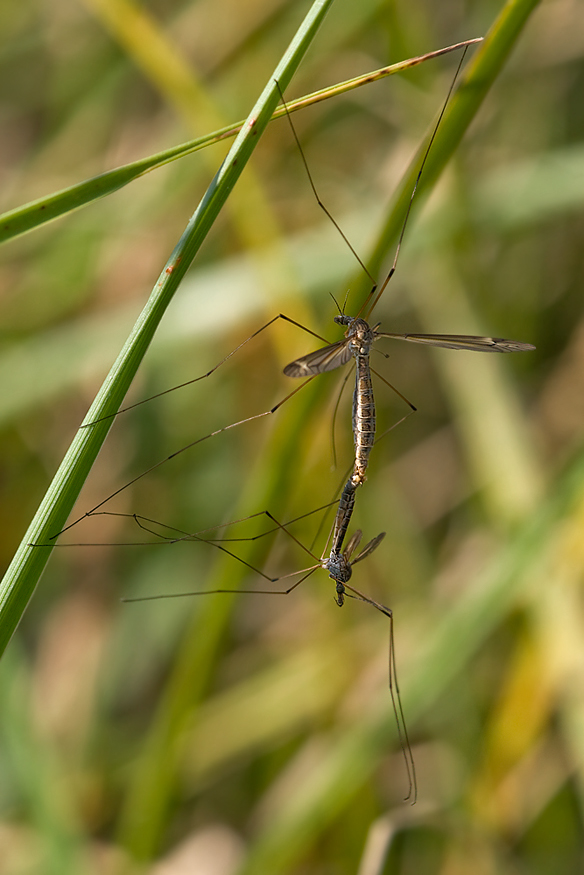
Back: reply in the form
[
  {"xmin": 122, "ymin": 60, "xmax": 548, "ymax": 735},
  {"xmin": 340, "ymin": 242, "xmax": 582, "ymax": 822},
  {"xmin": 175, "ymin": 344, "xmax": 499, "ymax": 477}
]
[
  {"xmin": 351, "ymin": 532, "xmax": 386, "ymax": 566},
  {"xmin": 377, "ymin": 333, "xmax": 536, "ymax": 353},
  {"xmin": 283, "ymin": 338, "xmax": 353, "ymax": 377},
  {"xmin": 342, "ymin": 529, "xmax": 363, "ymax": 562}
]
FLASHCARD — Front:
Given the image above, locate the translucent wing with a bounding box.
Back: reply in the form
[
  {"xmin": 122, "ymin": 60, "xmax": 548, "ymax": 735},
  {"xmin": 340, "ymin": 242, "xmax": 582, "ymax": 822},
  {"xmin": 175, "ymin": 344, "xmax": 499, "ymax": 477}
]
[
  {"xmin": 342, "ymin": 529, "xmax": 363, "ymax": 562},
  {"xmin": 377, "ymin": 333, "xmax": 536, "ymax": 353},
  {"xmin": 351, "ymin": 532, "xmax": 386, "ymax": 566},
  {"xmin": 283, "ymin": 339, "xmax": 354, "ymax": 377}
]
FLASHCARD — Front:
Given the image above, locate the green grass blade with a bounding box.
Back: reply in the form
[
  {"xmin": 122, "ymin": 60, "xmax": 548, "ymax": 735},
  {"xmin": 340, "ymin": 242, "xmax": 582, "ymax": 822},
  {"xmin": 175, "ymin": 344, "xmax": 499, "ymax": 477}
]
[{"xmin": 0, "ymin": 0, "xmax": 336, "ymax": 658}]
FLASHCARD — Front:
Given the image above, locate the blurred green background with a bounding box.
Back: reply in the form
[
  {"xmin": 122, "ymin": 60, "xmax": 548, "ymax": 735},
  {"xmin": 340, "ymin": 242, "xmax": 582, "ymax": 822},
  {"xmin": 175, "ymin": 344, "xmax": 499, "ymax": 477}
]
[{"xmin": 2, "ymin": 0, "xmax": 584, "ymax": 872}]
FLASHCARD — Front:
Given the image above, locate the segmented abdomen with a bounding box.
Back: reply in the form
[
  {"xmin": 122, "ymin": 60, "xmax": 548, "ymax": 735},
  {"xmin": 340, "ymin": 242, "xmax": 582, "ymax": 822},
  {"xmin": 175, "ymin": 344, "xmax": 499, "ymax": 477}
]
[
  {"xmin": 330, "ymin": 479, "xmax": 356, "ymax": 557},
  {"xmin": 351, "ymin": 353, "xmax": 375, "ymax": 486}
]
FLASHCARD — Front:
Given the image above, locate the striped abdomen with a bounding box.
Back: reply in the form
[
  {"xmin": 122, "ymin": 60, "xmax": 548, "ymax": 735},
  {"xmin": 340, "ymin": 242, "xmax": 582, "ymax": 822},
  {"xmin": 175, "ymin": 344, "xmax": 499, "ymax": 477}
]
[{"xmin": 351, "ymin": 352, "xmax": 375, "ymax": 487}]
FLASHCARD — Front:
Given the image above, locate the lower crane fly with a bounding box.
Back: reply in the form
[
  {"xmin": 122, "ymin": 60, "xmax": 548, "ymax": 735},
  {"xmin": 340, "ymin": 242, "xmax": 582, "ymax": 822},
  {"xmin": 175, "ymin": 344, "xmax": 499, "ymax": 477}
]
[{"xmin": 117, "ymin": 494, "xmax": 417, "ymax": 801}]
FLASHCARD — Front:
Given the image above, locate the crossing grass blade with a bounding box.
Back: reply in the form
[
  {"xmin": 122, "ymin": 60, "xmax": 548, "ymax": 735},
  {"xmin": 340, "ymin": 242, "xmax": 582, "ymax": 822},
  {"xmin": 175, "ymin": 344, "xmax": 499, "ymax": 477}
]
[{"xmin": 0, "ymin": 41, "xmax": 480, "ymax": 245}]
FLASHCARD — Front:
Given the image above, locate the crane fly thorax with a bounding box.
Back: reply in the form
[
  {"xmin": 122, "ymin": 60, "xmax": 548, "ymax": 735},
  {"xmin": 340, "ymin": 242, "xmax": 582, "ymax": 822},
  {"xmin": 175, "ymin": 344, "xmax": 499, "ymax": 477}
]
[
  {"xmin": 324, "ymin": 553, "xmax": 352, "ymax": 584},
  {"xmin": 334, "ymin": 316, "xmax": 376, "ymax": 354}
]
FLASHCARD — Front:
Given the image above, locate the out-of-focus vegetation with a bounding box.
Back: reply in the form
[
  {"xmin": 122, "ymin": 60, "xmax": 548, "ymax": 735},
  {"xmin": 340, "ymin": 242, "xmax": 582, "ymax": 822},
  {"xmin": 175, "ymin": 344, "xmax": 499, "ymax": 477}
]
[{"xmin": 1, "ymin": 0, "xmax": 584, "ymax": 873}]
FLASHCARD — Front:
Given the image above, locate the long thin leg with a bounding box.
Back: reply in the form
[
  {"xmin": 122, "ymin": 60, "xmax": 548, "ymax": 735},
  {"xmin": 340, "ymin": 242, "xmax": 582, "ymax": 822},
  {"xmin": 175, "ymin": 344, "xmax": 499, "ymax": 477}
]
[
  {"xmin": 330, "ymin": 366, "xmax": 354, "ymax": 469},
  {"xmin": 122, "ymin": 566, "xmax": 320, "ymax": 603},
  {"xmin": 358, "ymin": 47, "xmax": 471, "ymax": 322},
  {"xmin": 369, "ymin": 366, "xmax": 417, "ymax": 412},
  {"xmin": 54, "ymin": 371, "xmax": 321, "ymax": 538},
  {"xmin": 44, "ymin": 505, "xmax": 329, "ymax": 598},
  {"xmin": 82, "ymin": 313, "xmax": 332, "ymax": 426},
  {"xmin": 36, "ymin": 505, "xmax": 344, "ymax": 604},
  {"xmin": 372, "ymin": 410, "xmax": 416, "ymax": 448},
  {"xmin": 275, "ymin": 80, "xmax": 376, "ymax": 288},
  {"xmin": 37, "ymin": 501, "xmax": 339, "ymax": 554},
  {"xmin": 344, "ymin": 584, "xmax": 417, "ymax": 804},
  {"xmin": 119, "ymin": 506, "xmax": 329, "ymax": 601},
  {"xmin": 128, "ymin": 501, "xmax": 338, "ymax": 547}
]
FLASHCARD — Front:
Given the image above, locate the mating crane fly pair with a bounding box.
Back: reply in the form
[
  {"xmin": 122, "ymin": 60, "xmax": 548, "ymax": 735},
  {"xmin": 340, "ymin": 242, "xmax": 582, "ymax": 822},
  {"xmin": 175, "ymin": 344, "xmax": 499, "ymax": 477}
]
[
  {"xmin": 39, "ymin": 41, "xmax": 535, "ymax": 803},
  {"xmin": 283, "ymin": 313, "xmax": 534, "ymax": 594},
  {"xmin": 275, "ymin": 38, "xmax": 533, "ymax": 614}
]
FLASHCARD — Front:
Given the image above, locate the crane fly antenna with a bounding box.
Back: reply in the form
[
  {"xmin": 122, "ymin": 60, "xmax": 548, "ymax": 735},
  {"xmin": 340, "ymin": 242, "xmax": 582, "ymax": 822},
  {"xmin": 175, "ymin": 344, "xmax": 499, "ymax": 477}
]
[{"xmin": 329, "ymin": 291, "xmax": 344, "ymax": 316}]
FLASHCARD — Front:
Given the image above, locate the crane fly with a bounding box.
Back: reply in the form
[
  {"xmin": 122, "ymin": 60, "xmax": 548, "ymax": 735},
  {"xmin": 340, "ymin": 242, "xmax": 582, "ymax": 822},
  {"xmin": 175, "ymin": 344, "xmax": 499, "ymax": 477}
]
[{"xmin": 109, "ymin": 500, "xmax": 417, "ymax": 803}]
